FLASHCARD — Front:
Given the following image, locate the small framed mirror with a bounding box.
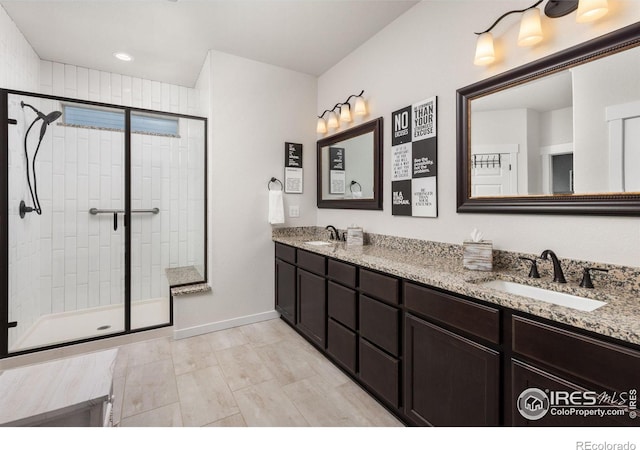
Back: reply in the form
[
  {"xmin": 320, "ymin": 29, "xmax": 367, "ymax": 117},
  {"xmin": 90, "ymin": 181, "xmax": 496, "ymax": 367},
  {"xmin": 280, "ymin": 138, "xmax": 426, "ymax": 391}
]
[
  {"xmin": 317, "ymin": 117, "xmax": 383, "ymax": 210},
  {"xmin": 457, "ymin": 22, "xmax": 640, "ymax": 215}
]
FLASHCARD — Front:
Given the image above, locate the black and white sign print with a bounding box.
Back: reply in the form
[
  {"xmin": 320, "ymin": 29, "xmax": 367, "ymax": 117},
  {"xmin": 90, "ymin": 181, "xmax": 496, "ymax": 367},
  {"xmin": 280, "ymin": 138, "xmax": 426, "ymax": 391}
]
[
  {"xmin": 392, "ymin": 105, "xmax": 412, "ymax": 146},
  {"xmin": 391, "ymin": 96, "xmax": 438, "ymax": 218}
]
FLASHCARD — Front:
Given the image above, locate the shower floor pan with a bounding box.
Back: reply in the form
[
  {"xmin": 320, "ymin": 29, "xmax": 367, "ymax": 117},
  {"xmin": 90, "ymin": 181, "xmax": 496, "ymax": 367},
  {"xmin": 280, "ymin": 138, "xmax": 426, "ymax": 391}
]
[{"xmin": 10, "ymin": 298, "xmax": 170, "ymax": 353}]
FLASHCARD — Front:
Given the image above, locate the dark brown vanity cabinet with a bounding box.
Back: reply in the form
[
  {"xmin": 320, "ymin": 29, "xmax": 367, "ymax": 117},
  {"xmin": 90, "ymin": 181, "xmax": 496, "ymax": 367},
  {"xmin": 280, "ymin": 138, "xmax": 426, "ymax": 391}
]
[
  {"xmin": 274, "ymin": 243, "xmax": 640, "ymax": 427},
  {"xmin": 403, "ymin": 283, "xmax": 501, "ymax": 426},
  {"xmin": 327, "ymin": 280, "xmax": 358, "ymax": 374},
  {"xmin": 357, "ymin": 270, "xmax": 402, "ymax": 410},
  {"xmin": 275, "ymin": 243, "xmax": 297, "ymax": 324},
  {"xmin": 296, "ymin": 249, "xmax": 327, "ymax": 348},
  {"xmin": 297, "ymin": 268, "xmax": 326, "ymax": 348},
  {"xmin": 275, "ymin": 259, "xmax": 296, "ymax": 324},
  {"xmin": 510, "ymin": 316, "xmax": 640, "ymax": 427}
]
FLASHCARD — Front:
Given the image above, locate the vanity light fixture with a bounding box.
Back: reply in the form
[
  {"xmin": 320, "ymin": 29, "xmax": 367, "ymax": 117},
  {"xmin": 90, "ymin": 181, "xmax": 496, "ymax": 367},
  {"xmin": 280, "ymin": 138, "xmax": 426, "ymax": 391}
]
[
  {"xmin": 316, "ymin": 90, "xmax": 367, "ymax": 134},
  {"xmin": 474, "ymin": 0, "xmax": 608, "ymax": 66}
]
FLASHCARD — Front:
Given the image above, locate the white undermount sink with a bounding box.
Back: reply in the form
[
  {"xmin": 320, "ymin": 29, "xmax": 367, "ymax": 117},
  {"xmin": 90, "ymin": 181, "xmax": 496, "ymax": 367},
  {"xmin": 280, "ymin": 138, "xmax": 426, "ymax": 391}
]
[
  {"xmin": 480, "ymin": 280, "xmax": 607, "ymax": 312},
  {"xmin": 305, "ymin": 241, "xmax": 332, "ymax": 246}
]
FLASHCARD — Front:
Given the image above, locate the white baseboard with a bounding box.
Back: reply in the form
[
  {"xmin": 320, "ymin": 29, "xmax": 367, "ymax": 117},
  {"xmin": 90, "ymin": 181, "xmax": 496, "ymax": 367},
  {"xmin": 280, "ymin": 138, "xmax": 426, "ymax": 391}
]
[{"xmin": 173, "ymin": 310, "xmax": 281, "ymax": 340}]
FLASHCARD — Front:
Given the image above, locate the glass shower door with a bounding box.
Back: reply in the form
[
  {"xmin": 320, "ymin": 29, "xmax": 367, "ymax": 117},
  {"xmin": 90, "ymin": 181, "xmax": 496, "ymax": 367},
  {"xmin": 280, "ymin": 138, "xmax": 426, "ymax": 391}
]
[
  {"xmin": 129, "ymin": 113, "xmax": 206, "ymax": 330},
  {"xmin": 6, "ymin": 93, "xmax": 126, "ymax": 352}
]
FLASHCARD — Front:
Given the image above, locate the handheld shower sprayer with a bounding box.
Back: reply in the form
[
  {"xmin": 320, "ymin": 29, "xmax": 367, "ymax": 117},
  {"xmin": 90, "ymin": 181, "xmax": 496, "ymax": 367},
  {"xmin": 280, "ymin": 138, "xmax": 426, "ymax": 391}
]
[{"xmin": 19, "ymin": 101, "xmax": 63, "ymax": 218}]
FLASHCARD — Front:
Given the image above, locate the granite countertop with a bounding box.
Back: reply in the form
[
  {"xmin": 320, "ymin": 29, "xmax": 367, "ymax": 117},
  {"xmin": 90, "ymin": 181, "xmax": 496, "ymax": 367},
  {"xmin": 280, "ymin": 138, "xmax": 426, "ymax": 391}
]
[
  {"xmin": 165, "ymin": 266, "xmax": 211, "ymax": 296},
  {"xmin": 273, "ymin": 234, "xmax": 640, "ymax": 346}
]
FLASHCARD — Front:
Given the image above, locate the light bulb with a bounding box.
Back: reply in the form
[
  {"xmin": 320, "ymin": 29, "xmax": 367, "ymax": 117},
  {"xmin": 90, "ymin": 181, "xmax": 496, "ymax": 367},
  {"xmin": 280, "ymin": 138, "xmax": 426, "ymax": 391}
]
[
  {"xmin": 576, "ymin": 0, "xmax": 608, "ymax": 23},
  {"xmin": 518, "ymin": 8, "xmax": 543, "ymax": 46},
  {"xmin": 474, "ymin": 32, "xmax": 495, "ymax": 66},
  {"xmin": 354, "ymin": 97, "xmax": 366, "ymax": 116},
  {"xmin": 316, "ymin": 117, "xmax": 327, "ymax": 134},
  {"xmin": 340, "ymin": 104, "xmax": 352, "ymax": 122},
  {"xmin": 327, "ymin": 111, "xmax": 339, "ymax": 129}
]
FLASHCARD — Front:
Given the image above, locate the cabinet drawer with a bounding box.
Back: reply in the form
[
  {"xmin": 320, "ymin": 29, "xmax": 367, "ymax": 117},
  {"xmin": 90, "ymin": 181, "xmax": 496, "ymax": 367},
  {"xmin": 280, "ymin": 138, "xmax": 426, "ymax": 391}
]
[
  {"xmin": 512, "ymin": 316, "xmax": 640, "ymax": 392},
  {"xmin": 297, "ymin": 250, "xmax": 325, "ymax": 276},
  {"xmin": 359, "ymin": 339, "xmax": 400, "ymax": 408},
  {"xmin": 328, "ymin": 259, "xmax": 356, "ymax": 288},
  {"xmin": 327, "ymin": 319, "xmax": 357, "ymax": 374},
  {"xmin": 359, "ymin": 295, "xmax": 399, "ymax": 356},
  {"xmin": 275, "ymin": 243, "xmax": 296, "ymax": 264},
  {"xmin": 404, "ymin": 282, "xmax": 500, "ymax": 344},
  {"xmin": 359, "ymin": 269, "xmax": 399, "ymax": 305},
  {"xmin": 328, "ymin": 282, "xmax": 357, "ymax": 330}
]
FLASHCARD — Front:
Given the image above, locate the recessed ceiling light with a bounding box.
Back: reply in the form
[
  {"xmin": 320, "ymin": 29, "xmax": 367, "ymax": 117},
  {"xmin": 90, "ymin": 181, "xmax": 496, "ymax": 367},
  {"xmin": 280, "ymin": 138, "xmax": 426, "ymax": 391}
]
[{"xmin": 113, "ymin": 52, "xmax": 133, "ymax": 62}]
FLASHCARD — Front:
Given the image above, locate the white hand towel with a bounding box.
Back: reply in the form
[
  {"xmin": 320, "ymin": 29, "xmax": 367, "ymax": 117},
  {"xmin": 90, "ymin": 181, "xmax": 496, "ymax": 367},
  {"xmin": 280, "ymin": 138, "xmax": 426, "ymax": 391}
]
[
  {"xmin": 269, "ymin": 190, "xmax": 285, "ymax": 225},
  {"xmin": 352, "ymin": 191, "xmax": 363, "ymax": 199}
]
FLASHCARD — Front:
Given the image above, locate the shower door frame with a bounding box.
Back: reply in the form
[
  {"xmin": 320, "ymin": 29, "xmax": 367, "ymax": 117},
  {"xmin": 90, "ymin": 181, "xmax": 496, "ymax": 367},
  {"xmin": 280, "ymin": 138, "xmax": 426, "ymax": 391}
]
[{"xmin": 0, "ymin": 88, "xmax": 208, "ymax": 358}]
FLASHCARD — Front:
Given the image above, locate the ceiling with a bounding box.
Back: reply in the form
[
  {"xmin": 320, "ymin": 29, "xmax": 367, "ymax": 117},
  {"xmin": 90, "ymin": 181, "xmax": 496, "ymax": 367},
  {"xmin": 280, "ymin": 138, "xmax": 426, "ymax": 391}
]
[{"xmin": 1, "ymin": 0, "xmax": 418, "ymax": 87}]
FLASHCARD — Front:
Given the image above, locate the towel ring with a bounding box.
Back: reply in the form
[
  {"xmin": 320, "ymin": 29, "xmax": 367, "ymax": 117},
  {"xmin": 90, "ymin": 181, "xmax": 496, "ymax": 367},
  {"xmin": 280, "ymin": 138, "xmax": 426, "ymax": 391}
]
[
  {"xmin": 349, "ymin": 180, "xmax": 362, "ymax": 193},
  {"xmin": 268, "ymin": 177, "xmax": 283, "ymax": 191}
]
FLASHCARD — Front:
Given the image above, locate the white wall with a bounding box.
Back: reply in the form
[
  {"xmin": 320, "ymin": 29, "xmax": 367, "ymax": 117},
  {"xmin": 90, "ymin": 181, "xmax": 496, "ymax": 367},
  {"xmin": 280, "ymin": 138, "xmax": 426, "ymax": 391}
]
[
  {"xmin": 174, "ymin": 50, "xmax": 317, "ymax": 337},
  {"xmin": 572, "ymin": 48, "xmax": 640, "ymax": 193},
  {"xmin": 539, "ymin": 107, "xmax": 573, "ymax": 147},
  {"xmin": 317, "ymin": 0, "xmax": 640, "ymax": 267}
]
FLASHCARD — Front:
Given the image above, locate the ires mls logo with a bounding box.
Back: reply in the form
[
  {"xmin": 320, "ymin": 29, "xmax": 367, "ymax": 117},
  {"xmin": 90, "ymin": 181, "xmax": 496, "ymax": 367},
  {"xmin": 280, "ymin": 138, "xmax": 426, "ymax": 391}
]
[
  {"xmin": 517, "ymin": 387, "xmax": 638, "ymax": 421},
  {"xmin": 517, "ymin": 388, "xmax": 550, "ymax": 420}
]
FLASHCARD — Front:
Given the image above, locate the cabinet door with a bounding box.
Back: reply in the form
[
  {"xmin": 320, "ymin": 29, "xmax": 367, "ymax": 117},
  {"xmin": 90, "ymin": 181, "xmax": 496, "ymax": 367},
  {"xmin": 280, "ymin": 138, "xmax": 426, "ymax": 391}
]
[
  {"xmin": 404, "ymin": 314, "xmax": 500, "ymax": 426},
  {"xmin": 275, "ymin": 259, "xmax": 296, "ymax": 324},
  {"xmin": 327, "ymin": 319, "xmax": 357, "ymax": 374},
  {"xmin": 511, "ymin": 360, "xmax": 637, "ymax": 426},
  {"xmin": 297, "ymin": 269, "xmax": 326, "ymax": 348}
]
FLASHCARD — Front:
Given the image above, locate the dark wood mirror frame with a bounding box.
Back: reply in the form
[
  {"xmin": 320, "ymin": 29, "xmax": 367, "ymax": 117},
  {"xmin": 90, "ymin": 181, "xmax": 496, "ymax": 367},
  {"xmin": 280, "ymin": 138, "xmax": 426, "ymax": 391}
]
[
  {"xmin": 456, "ymin": 22, "xmax": 640, "ymax": 216},
  {"xmin": 317, "ymin": 117, "xmax": 383, "ymax": 210}
]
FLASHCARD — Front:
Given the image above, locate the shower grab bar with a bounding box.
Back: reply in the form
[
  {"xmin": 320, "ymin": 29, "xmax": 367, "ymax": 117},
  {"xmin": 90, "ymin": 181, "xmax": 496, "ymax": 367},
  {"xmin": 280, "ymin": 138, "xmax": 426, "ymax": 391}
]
[{"xmin": 89, "ymin": 207, "xmax": 160, "ymax": 215}]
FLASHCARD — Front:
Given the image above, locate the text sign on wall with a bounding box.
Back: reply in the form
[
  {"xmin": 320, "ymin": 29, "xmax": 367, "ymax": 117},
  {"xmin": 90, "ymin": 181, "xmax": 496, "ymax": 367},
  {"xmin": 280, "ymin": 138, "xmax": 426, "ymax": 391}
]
[
  {"xmin": 391, "ymin": 97, "xmax": 438, "ymax": 218},
  {"xmin": 329, "ymin": 147, "xmax": 346, "ymax": 194},
  {"xmin": 284, "ymin": 142, "xmax": 303, "ymax": 193}
]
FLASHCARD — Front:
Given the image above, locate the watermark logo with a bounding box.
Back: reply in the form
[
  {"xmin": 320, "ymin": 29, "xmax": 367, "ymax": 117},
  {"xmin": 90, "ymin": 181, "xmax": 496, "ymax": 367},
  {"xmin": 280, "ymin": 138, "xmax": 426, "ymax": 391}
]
[
  {"xmin": 517, "ymin": 388, "xmax": 550, "ymax": 420},
  {"xmin": 517, "ymin": 387, "xmax": 638, "ymax": 421}
]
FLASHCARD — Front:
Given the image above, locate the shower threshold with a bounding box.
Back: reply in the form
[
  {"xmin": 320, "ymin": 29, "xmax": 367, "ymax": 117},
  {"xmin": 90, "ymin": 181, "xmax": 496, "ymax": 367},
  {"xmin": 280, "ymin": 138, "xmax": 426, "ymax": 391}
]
[{"xmin": 10, "ymin": 298, "xmax": 169, "ymax": 353}]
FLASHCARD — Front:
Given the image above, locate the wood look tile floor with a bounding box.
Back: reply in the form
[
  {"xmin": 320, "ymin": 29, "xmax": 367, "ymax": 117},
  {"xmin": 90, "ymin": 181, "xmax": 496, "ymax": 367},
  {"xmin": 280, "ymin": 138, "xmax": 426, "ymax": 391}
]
[{"xmin": 113, "ymin": 319, "xmax": 403, "ymax": 427}]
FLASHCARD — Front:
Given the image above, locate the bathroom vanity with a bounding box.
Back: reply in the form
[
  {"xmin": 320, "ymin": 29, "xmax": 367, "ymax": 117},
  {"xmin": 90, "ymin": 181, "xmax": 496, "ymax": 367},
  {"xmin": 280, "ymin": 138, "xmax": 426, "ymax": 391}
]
[{"xmin": 273, "ymin": 232, "xmax": 640, "ymax": 426}]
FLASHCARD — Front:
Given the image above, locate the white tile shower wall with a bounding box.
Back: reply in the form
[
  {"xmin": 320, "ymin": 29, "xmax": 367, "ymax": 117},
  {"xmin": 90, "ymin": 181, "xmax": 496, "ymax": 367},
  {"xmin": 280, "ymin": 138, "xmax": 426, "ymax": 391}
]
[
  {"xmin": 13, "ymin": 61, "xmax": 205, "ymax": 333},
  {"xmin": 1, "ymin": 4, "xmax": 41, "ymax": 347},
  {"xmin": 0, "ymin": 6, "xmax": 39, "ymax": 91}
]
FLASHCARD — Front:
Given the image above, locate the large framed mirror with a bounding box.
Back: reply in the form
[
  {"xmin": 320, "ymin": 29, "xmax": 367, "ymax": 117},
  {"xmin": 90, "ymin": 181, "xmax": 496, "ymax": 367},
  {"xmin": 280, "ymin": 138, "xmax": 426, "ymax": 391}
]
[
  {"xmin": 317, "ymin": 117, "xmax": 383, "ymax": 209},
  {"xmin": 457, "ymin": 22, "xmax": 640, "ymax": 215}
]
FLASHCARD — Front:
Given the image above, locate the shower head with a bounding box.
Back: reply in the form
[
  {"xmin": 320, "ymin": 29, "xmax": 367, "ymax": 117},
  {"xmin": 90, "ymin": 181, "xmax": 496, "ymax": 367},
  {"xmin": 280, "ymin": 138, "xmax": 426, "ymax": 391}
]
[
  {"xmin": 38, "ymin": 110, "xmax": 62, "ymax": 140},
  {"xmin": 44, "ymin": 110, "xmax": 62, "ymax": 124}
]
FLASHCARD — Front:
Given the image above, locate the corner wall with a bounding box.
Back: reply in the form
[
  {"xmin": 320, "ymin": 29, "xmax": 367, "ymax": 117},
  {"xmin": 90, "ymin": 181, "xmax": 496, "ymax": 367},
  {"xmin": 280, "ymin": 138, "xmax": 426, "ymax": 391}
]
[
  {"xmin": 173, "ymin": 50, "xmax": 318, "ymax": 337},
  {"xmin": 316, "ymin": 0, "xmax": 640, "ymax": 267}
]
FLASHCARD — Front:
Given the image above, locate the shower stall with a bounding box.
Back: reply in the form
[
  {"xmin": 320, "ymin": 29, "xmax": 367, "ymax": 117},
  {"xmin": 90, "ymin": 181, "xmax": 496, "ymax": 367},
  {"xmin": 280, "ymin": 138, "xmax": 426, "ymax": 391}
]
[{"xmin": 0, "ymin": 89, "xmax": 207, "ymax": 357}]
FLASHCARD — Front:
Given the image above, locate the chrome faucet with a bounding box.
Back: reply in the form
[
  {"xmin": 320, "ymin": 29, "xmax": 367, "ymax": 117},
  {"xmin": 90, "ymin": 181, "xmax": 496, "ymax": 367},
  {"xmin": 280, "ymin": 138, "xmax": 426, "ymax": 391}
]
[
  {"xmin": 540, "ymin": 250, "xmax": 566, "ymax": 283},
  {"xmin": 325, "ymin": 225, "xmax": 339, "ymax": 240}
]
